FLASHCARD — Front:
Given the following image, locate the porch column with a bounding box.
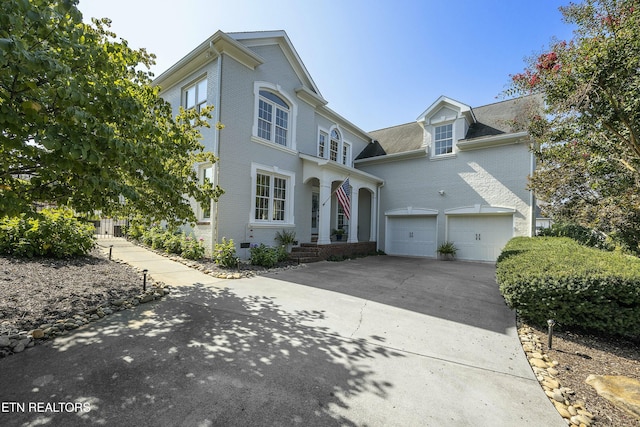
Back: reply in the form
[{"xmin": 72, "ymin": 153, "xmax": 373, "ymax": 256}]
[
  {"xmin": 317, "ymin": 180, "xmax": 332, "ymax": 245},
  {"xmin": 347, "ymin": 186, "xmax": 359, "ymax": 243},
  {"xmin": 370, "ymin": 189, "xmax": 378, "ymax": 242}
]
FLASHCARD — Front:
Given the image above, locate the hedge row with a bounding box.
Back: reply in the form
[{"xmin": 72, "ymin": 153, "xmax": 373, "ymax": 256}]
[
  {"xmin": 497, "ymin": 237, "xmax": 640, "ymax": 338},
  {"xmin": 125, "ymin": 225, "xmax": 206, "ymax": 260}
]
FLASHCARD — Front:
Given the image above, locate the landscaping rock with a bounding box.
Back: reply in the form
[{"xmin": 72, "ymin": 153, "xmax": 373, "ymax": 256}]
[
  {"xmin": 30, "ymin": 329, "xmax": 45, "ymax": 339},
  {"xmin": 586, "ymin": 375, "xmax": 640, "ymax": 420},
  {"xmin": 0, "ymin": 336, "xmax": 10, "ymax": 347}
]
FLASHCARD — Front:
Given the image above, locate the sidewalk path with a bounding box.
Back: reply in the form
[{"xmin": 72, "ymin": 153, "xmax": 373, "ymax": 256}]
[{"xmin": 0, "ymin": 238, "xmax": 565, "ymax": 426}]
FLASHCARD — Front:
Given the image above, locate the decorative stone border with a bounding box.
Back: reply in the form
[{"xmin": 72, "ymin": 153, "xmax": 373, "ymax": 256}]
[
  {"xmin": 126, "ymin": 240, "xmax": 305, "ymax": 279},
  {"xmin": 0, "ymin": 264, "xmax": 170, "ymax": 359},
  {"xmin": 519, "ymin": 326, "xmax": 596, "ymax": 426}
]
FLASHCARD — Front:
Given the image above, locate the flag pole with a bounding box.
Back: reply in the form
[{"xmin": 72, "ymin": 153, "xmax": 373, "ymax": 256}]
[{"xmin": 322, "ymin": 175, "xmax": 350, "ymax": 206}]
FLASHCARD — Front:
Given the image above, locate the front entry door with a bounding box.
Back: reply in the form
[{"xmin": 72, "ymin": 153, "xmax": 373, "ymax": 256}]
[{"xmin": 311, "ymin": 192, "xmax": 319, "ymax": 234}]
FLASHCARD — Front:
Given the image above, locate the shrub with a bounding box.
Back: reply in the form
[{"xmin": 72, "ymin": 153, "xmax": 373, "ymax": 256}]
[
  {"xmin": 497, "ymin": 237, "xmax": 640, "ymax": 339},
  {"xmin": 141, "ymin": 226, "xmax": 161, "ymax": 247},
  {"xmin": 274, "ymin": 229, "xmax": 296, "ymax": 247},
  {"xmin": 213, "ymin": 237, "xmax": 238, "ymax": 268},
  {"xmin": 163, "ymin": 232, "xmax": 184, "ymax": 255},
  {"xmin": 181, "ymin": 236, "xmax": 205, "ymax": 260},
  {"xmin": 538, "ymin": 222, "xmax": 613, "ymax": 251},
  {"xmin": 249, "ymin": 244, "xmax": 288, "ymax": 268},
  {"xmin": 0, "ymin": 208, "xmax": 95, "ymax": 258},
  {"xmin": 124, "ymin": 221, "xmax": 145, "ymax": 242}
]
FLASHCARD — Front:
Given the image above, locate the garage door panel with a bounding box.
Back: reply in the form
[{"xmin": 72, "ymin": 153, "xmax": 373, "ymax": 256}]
[
  {"xmin": 448, "ymin": 215, "xmax": 513, "ymax": 262},
  {"xmin": 387, "ymin": 216, "xmax": 437, "ymax": 257}
]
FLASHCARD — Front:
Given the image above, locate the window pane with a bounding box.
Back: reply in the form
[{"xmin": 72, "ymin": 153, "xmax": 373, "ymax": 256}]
[
  {"xmin": 255, "ymin": 174, "xmax": 270, "ymax": 220},
  {"xmin": 272, "ymin": 177, "xmax": 286, "ymax": 221},
  {"xmin": 186, "ymin": 88, "xmax": 195, "ymax": 109},
  {"xmin": 197, "ymin": 80, "xmax": 207, "ymax": 103},
  {"xmin": 275, "ymin": 108, "xmax": 288, "ymax": 145},
  {"xmin": 330, "ymin": 139, "xmax": 338, "ymax": 161},
  {"xmin": 434, "ymin": 124, "xmax": 453, "ymax": 155},
  {"xmin": 276, "ymin": 108, "xmax": 288, "ymax": 128},
  {"xmin": 275, "ymin": 127, "xmax": 287, "ymax": 146},
  {"xmin": 260, "ymin": 90, "xmax": 288, "ymax": 109},
  {"xmin": 318, "ymin": 132, "xmax": 327, "ymax": 158},
  {"xmin": 258, "ymin": 100, "xmax": 272, "ymax": 140}
]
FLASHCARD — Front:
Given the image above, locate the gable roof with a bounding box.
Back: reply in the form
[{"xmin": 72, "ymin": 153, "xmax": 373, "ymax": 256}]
[
  {"xmin": 152, "ymin": 30, "xmax": 324, "ymax": 102},
  {"xmin": 368, "ymin": 95, "xmax": 540, "ymax": 156},
  {"xmin": 416, "ymin": 95, "xmax": 476, "ymax": 125},
  {"xmin": 229, "ymin": 31, "xmax": 323, "ymax": 99}
]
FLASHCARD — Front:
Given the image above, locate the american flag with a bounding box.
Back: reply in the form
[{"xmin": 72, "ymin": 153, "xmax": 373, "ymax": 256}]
[{"xmin": 336, "ymin": 178, "xmax": 351, "ymax": 220}]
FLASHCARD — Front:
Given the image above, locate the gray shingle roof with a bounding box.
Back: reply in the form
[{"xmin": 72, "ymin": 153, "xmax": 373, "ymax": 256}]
[
  {"xmin": 366, "ymin": 95, "xmax": 540, "ymax": 156},
  {"xmin": 368, "ymin": 122, "xmax": 424, "ymax": 155}
]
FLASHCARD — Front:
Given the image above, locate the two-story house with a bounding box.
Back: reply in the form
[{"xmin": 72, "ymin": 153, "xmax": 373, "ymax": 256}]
[{"xmin": 153, "ymin": 30, "xmax": 537, "ymax": 262}]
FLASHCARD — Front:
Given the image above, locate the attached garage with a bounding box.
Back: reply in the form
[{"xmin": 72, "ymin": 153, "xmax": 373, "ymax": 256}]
[
  {"xmin": 385, "ymin": 208, "xmax": 438, "ymax": 257},
  {"xmin": 446, "ymin": 206, "xmax": 515, "ymax": 262}
]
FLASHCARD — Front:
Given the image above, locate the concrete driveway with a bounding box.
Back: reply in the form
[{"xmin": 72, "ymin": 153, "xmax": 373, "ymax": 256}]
[{"xmin": 0, "ymin": 241, "xmax": 564, "ymax": 426}]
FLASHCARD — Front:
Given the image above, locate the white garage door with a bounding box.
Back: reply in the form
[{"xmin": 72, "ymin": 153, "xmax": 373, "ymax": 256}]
[
  {"xmin": 447, "ymin": 215, "xmax": 513, "ymax": 261},
  {"xmin": 386, "ymin": 216, "xmax": 437, "ymax": 257}
]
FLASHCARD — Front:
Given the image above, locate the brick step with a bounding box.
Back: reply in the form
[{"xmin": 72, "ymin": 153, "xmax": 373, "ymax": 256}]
[
  {"xmin": 289, "ymin": 251, "xmax": 319, "ymax": 258},
  {"xmin": 289, "ymin": 256, "xmax": 322, "ymax": 263},
  {"xmin": 299, "ymin": 243, "xmax": 318, "ymax": 248},
  {"xmin": 289, "ymin": 244, "xmax": 321, "ymax": 263}
]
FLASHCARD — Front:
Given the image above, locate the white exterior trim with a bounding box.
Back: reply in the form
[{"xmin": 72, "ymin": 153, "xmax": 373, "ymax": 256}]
[
  {"xmin": 445, "ymin": 205, "xmax": 516, "ymax": 215},
  {"xmin": 249, "ymin": 162, "xmax": 296, "ymax": 227},
  {"xmin": 252, "ymin": 81, "xmax": 298, "ymax": 151},
  {"xmin": 385, "ymin": 207, "xmax": 438, "ymax": 216}
]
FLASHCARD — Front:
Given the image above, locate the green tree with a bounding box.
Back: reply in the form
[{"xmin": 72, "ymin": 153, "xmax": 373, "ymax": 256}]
[
  {"xmin": 509, "ymin": 0, "xmax": 640, "ymax": 252},
  {"xmin": 0, "ymin": 0, "xmax": 223, "ymax": 223}
]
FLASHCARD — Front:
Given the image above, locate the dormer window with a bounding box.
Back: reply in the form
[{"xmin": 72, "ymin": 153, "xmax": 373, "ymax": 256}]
[{"xmin": 434, "ymin": 123, "xmax": 453, "ymax": 155}]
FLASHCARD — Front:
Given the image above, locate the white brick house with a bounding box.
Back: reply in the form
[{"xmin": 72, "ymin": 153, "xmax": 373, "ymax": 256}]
[{"xmin": 153, "ymin": 30, "xmax": 537, "ymax": 262}]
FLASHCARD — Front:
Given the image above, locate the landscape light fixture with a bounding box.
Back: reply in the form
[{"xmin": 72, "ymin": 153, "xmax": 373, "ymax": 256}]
[
  {"xmin": 547, "ymin": 319, "xmax": 556, "ymax": 350},
  {"xmin": 142, "ymin": 269, "xmax": 148, "ymax": 292}
]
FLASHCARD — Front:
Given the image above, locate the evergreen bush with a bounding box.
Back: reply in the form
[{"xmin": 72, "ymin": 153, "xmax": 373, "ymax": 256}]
[{"xmin": 497, "ymin": 237, "xmax": 640, "ymax": 338}]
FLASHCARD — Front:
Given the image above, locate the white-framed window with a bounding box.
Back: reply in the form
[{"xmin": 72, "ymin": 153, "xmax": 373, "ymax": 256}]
[
  {"xmin": 318, "ymin": 131, "xmax": 327, "ymax": 158},
  {"xmin": 342, "ymin": 142, "xmax": 351, "ymax": 166},
  {"xmin": 434, "ymin": 123, "xmax": 453, "ymax": 155},
  {"xmin": 200, "ymin": 165, "xmax": 213, "ymax": 220},
  {"xmin": 251, "ymin": 164, "xmax": 295, "ymax": 225},
  {"xmin": 330, "ymin": 129, "xmax": 340, "ymax": 161},
  {"xmin": 184, "ymin": 78, "xmax": 207, "ymax": 112},
  {"xmin": 258, "ymin": 90, "xmax": 289, "ymax": 145},
  {"xmin": 319, "ymin": 126, "xmax": 351, "ymax": 165}
]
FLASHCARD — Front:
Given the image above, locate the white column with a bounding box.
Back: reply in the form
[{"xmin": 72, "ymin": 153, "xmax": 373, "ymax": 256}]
[
  {"xmin": 347, "ymin": 186, "xmax": 359, "ymax": 243},
  {"xmin": 370, "ymin": 188, "xmax": 378, "ymax": 242},
  {"xmin": 317, "ymin": 180, "xmax": 332, "ymax": 245}
]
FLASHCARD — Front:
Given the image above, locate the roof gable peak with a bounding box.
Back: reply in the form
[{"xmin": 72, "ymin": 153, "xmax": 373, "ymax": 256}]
[{"xmin": 416, "ymin": 95, "xmax": 476, "ymax": 125}]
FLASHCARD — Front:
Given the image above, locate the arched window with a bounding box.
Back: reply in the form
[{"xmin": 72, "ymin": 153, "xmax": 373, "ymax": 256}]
[
  {"xmin": 329, "ymin": 129, "xmax": 340, "ymax": 161},
  {"xmin": 257, "ymin": 90, "xmax": 290, "ymax": 146}
]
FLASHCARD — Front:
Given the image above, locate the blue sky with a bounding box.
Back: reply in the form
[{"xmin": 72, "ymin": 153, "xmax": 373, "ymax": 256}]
[{"xmin": 79, "ymin": 0, "xmax": 575, "ymax": 131}]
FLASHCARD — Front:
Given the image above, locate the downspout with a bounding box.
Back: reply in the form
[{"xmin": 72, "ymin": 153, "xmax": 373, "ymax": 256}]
[
  {"xmin": 376, "ymin": 180, "xmax": 384, "ymax": 253},
  {"xmin": 211, "ymin": 41, "xmax": 223, "ymax": 246}
]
